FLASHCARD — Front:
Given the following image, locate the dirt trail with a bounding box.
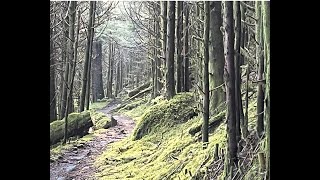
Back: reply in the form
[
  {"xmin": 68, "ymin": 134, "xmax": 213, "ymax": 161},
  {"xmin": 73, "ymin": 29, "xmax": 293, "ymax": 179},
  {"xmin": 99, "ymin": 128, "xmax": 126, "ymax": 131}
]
[{"xmin": 50, "ymin": 99, "xmax": 135, "ymax": 180}]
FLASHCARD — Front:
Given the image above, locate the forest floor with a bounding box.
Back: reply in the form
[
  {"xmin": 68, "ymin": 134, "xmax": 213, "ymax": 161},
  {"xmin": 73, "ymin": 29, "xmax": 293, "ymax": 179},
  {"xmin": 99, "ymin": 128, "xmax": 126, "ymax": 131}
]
[{"xmin": 50, "ymin": 99, "xmax": 135, "ymax": 180}]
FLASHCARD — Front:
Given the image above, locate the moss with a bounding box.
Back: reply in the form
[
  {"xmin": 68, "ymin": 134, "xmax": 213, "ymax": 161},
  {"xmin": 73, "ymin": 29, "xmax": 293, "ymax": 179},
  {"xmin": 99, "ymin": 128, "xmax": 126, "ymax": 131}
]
[
  {"xmin": 133, "ymin": 93, "xmax": 197, "ymax": 140},
  {"xmin": 90, "ymin": 110, "xmax": 112, "ymax": 129},
  {"xmin": 94, "ymin": 92, "xmax": 260, "ymax": 179},
  {"xmin": 50, "ymin": 111, "xmax": 92, "ymax": 145},
  {"xmin": 94, "ymin": 92, "xmax": 227, "ymax": 180}
]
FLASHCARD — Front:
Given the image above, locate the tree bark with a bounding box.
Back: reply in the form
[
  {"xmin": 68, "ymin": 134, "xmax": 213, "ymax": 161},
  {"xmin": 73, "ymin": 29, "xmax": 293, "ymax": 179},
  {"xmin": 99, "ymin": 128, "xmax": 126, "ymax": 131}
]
[
  {"xmin": 107, "ymin": 42, "xmax": 114, "ymax": 98},
  {"xmin": 223, "ymin": 1, "xmax": 238, "ymax": 167},
  {"xmin": 202, "ymin": 1, "xmax": 210, "ymax": 145},
  {"xmin": 234, "ymin": 1, "xmax": 242, "ymax": 145},
  {"xmin": 61, "ymin": 2, "xmax": 70, "ymax": 119},
  {"xmin": 262, "ymin": 2, "xmax": 270, "ymax": 179},
  {"xmin": 80, "ymin": 1, "xmax": 95, "ymax": 112},
  {"xmin": 166, "ymin": 1, "xmax": 176, "ymax": 100},
  {"xmin": 209, "ymin": 1, "xmax": 225, "ymax": 112},
  {"xmin": 256, "ymin": 1, "xmax": 265, "ymax": 138},
  {"xmin": 184, "ymin": 2, "xmax": 190, "ymax": 92},
  {"xmin": 63, "ymin": 1, "xmax": 77, "ymax": 144},
  {"xmin": 92, "ymin": 40, "xmax": 105, "ymax": 102},
  {"xmin": 160, "ymin": 1, "xmax": 167, "ymax": 95},
  {"xmin": 176, "ymin": 1, "xmax": 183, "ymax": 93},
  {"xmin": 50, "ymin": 24, "xmax": 57, "ymax": 122},
  {"xmin": 85, "ymin": 1, "xmax": 96, "ymax": 110}
]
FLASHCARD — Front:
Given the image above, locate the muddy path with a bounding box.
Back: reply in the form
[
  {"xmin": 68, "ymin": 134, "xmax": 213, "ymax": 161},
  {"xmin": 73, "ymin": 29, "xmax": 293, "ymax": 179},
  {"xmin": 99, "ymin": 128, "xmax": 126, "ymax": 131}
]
[{"xmin": 50, "ymin": 99, "xmax": 135, "ymax": 180}]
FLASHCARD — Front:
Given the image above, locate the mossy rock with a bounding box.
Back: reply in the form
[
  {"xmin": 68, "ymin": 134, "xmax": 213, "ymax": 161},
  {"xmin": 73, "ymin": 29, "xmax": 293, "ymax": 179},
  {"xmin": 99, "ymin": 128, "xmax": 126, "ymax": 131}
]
[
  {"xmin": 50, "ymin": 111, "xmax": 92, "ymax": 145},
  {"xmin": 133, "ymin": 93, "xmax": 197, "ymax": 140},
  {"xmin": 91, "ymin": 111, "xmax": 117, "ymax": 130}
]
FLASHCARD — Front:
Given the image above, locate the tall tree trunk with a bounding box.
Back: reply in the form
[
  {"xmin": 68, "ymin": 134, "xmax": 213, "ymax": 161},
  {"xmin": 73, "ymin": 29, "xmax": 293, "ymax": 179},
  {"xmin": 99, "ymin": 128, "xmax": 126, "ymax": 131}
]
[
  {"xmin": 262, "ymin": 2, "xmax": 270, "ymax": 179},
  {"xmin": 85, "ymin": 1, "xmax": 96, "ymax": 110},
  {"xmin": 61, "ymin": 2, "xmax": 70, "ymax": 119},
  {"xmin": 223, "ymin": 1, "xmax": 238, "ymax": 170},
  {"xmin": 166, "ymin": 1, "xmax": 176, "ymax": 100},
  {"xmin": 161, "ymin": 1, "xmax": 167, "ymax": 94},
  {"xmin": 176, "ymin": 1, "xmax": 183, "ymax": 93},
  {"xmin": 115, "ymin": 61, "xmax": 121, "ymax": 97},
  {"xmin": 256, "ymin": 1, "xmax": 265, "ymax": 138},
  {"xmin": 240, "ymin": 3, "xmax": 248, "ymax": 138},
  {"xmin": 184, "ymin": 2, "xmax": 190, "ymax": 92},
  {"xmin": 95, "ymin": 40, "xmax": 104, "ymax": 100},
  {"xmin": 119, "ymin": 58, "xmax": 123, "ymax": 91},
  {"xmin": 50, "ymin": 25, "xmax": 57, "ymax": 122},
  {"xmin": 202, "ymin": 1, "xmax": 210, "ymax": 145},
  {"xmin": 91, "ymin": 40, "xmax": 105, "ymax": 102},
  {"xmin": 79, "ymin": 1, "xmax": 95, "ymax": 112},
  {"xmin": 234, "ymin": 1, "xmax": 242, "ymax": 145},
  {"xmin": 63, "ymin": 2, "xmax": 78, "ymax": 144},
  {"xmin": 155, "ymin": 4, "xmax": 162, "ymax": 96},
  {"xmin": 107, "ymin": 42, "xmax": 114, "ymax": 98},
  {"xmin": 209, "ymin": 1, "xmax": 225, "ymax": 113}
]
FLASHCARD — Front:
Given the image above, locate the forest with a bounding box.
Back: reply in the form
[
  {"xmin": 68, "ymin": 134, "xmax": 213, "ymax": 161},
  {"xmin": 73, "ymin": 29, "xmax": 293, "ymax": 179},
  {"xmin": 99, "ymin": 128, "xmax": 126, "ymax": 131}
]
[{"xmin": 50, "ymin": 1, "xmax": 270, "ymax": 180}]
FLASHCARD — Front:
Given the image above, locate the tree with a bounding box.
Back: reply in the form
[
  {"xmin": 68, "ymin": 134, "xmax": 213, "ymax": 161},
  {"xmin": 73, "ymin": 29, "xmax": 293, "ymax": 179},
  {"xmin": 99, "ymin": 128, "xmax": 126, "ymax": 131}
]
[
  {"xmin": 92, "ymin": 40, "xmax": 105, "ymax": 102},
  {"xmin": 50, "ymin": 20, "xmax": 57, "ymax": 122},
  {"xmin": 183, "ymin": 2, "xmax": 190, "ymax": 92},
  {"xmin": 80, "ymin": 1, "xmax": 96, "ymax": 112},
  {"xmin": 256, "ymin": 1, "xmax": 265, "ymax": 138},
  {"xmin": 262, "ymin": 1, "xmax": 270, "ymax": 179},
  {"xmin": 202, "ymin": 1, "xmax": 210, "ymax": 145},
  {"xmin": 165, "ymin": 1, "xmax": 176, "ymax": 100},
  {"xmin": 223, "ymin": 0, "xmax": 238, "ymax": 170},
  {"xmin": 176, "ymin": 1, "xmax": 183, "ymax": 93},
  {"xmin": 209, "ymin": 1, "xmax": 225, "ymax": 112},
  {"xmin": 85, "ymin": 1, "xmax": 97, "ymax": 110},
  {"xmin": 63, "ymin": 1, "xmax": 78, "ymax": 144},
  {"xmin": 60, "ymin": 1, "xmax": 70, "ymax": 119},
  {"xmin": 107, "ymin": 41, "xmax": 114, "ymax": 98},
  {"xmin": 161, "ymin": 1, "xmax": 167, "ymax": 93},
  {"xmin": 234, "ymin": 1, "xmax": 242, "ymax": 145}
]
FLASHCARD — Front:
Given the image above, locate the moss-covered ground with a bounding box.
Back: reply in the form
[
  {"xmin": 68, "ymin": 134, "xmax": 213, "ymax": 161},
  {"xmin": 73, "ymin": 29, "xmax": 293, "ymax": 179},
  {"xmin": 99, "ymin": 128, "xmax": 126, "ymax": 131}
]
[{"xmin": 94, "ymin": 92, "xmax": 261, "ymax": 179}]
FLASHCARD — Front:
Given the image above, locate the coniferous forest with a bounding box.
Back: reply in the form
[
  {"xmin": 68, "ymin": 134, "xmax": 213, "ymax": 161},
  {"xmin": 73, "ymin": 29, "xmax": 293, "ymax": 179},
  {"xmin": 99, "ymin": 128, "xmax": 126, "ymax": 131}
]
[{"xmin": 50, "ymin": 1, "xmax": 270, "ymax": 179}]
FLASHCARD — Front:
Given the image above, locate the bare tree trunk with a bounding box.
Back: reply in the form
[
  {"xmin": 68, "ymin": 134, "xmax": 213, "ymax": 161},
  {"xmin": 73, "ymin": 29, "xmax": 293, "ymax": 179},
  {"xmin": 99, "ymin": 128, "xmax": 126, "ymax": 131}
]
[
  {"xmin": 61, "ymin": 2, "xmax": 70, "ymax": 119},
  {"xmin": 209, "ymin": 1, "xmax": 225, "ymax": 112},
  {"xmin": 63, "ymin": 2, "xmax": 78, "ymax": 144},
  {"xmin": 234, "ymin": 1, "xmax": 242, "ymax": 145},
  {"xmin": 155, "ymin": 3, "xmax": 162, "ymax": 96},
  {"xmin": 85, "ymin": 1, "xmax": 96, "ymax": 110},
  {"xmin": 50, "ymin": 25, "xmax": 57, "ymax": 122},
  {"xmin": 115, "ymin": 60, "xmax": 121, "ymax": 97},
  {"xmin": 241, "ymin": 3, "xmax": 249, "ymax": 138},
  {"xmin": 184, "ymin": 2, "xmax": 190, "ymax": 92},
  {"xmin": 107, "ymin": 42, "xmax": 114, "ymax": 98},
  {"xmin": 166, "ymin": 1, "xmax": 176, "ymax": 100},
  {"xmin": 176, "ymin": 1, "xmax": 183, "ymax": 93},
  {"xmin": 161, "ymin": 1, "xmax": 167, "ymax": 94},
  {"xmin": 223, "ymin": 1, "xmax": 238, "ymax": 170},
  {"xmin": 80, "ymin": 1, "xmax": 95, "ymax": 111},
  {"xmin": 202, "ymin": 1, "xmax": 210, "ymax": 145},
  {"xmin": 256, "ymin": 1, "xmax": 265, "ymax": 138},
  {"xmin": 92, "ymin": 40, "xmax": 104, "ymax": 102},
  {"xmin": 262, "ymin": 2, "xmax": 270, "ymax": 179},
  {"xmin": 119, "ymin": 58, "xmax": 123, "ymax": 91}
]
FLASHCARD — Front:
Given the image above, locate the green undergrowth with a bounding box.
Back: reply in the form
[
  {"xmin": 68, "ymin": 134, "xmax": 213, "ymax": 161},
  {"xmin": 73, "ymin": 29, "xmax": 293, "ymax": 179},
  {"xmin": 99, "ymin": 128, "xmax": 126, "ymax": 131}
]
[
  {"xmin": 132, "ymin": 93, "xmax": 198, "ymax": 140},
  {"xmin": 95, "ymin": 92, "xmax": 260, "ymax": 179},
  {"xmin": 95, "ymin": 93, "xmax": 227, "ymax": 180},
  {"xmin": 90, "ymin": 110, "xmax": 111, "ymax": 130}
]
